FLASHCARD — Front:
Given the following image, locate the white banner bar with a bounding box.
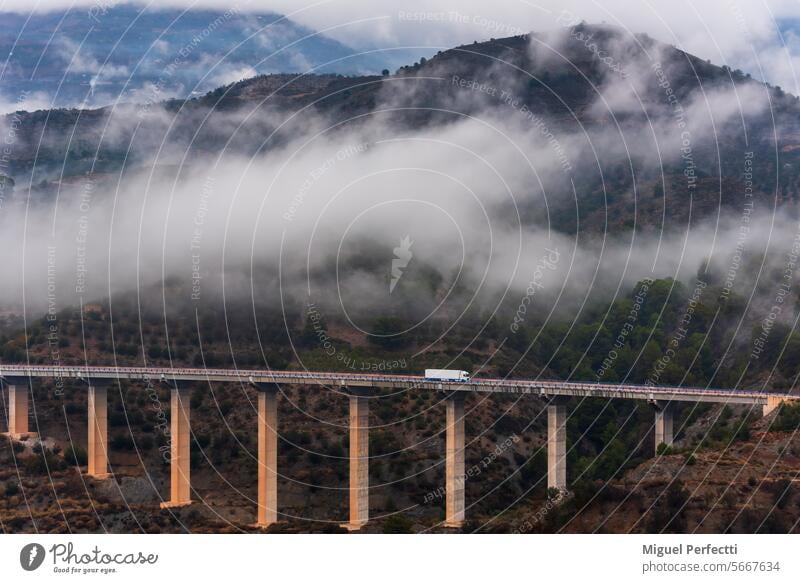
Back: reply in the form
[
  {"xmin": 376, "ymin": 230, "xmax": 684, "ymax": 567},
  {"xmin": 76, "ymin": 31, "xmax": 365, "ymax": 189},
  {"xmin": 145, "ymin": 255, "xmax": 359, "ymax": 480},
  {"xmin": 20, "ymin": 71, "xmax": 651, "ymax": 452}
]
[{"xmin": 0, "ymin": 534, "xmax": 797, "ymax": 582}]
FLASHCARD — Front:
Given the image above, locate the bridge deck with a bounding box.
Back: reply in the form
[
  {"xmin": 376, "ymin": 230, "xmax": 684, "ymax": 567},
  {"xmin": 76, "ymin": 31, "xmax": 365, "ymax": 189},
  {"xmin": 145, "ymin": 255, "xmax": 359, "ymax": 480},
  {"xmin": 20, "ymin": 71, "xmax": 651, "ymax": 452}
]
[{"xmin": 1, "ymin": 365, "xmax": 795, "ymax": 406}]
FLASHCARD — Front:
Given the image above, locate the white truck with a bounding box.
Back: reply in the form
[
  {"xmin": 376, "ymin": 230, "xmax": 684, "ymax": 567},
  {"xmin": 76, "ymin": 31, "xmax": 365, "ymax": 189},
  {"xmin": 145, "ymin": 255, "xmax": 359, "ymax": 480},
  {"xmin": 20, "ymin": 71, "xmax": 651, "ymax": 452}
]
[{"xmin": 425, "ymin": 369, "xmax": 470, "ymax": 382}]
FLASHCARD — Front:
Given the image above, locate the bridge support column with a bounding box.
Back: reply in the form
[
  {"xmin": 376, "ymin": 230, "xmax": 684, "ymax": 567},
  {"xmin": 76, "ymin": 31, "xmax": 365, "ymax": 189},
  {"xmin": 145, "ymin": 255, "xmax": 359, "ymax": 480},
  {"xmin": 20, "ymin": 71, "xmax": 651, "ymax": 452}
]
[
  {"xmin": 161, "ymin": 386, "xmax": 192, "ymax": 508},
  {"xmin": 547, "ymin": 398, "xmax": 567, "ymax": 492},
  {"xmin": 87, "ymin": 383, "xmax": 110, "ymax": 478},
  {"xmin": 255, "ymin": 385, "xmax": 278, "ymax": 527},
  {"xmin": 4, "ymin": 383, "xmax": 36, "ymax": 439},
  {"xmin": 654, "ymin": 401, "xmax": 673, "ymax": 455},
  {"xmin": 763, "ymin": 396, "xmax": 785, "ymax": 417},
  {"xmin": 344, "ymin": 391, "xmax": 369, "ymax": 530},
  {"xmin": 445, "ymin": 392, "xmax": 466, "ymax": 528}
]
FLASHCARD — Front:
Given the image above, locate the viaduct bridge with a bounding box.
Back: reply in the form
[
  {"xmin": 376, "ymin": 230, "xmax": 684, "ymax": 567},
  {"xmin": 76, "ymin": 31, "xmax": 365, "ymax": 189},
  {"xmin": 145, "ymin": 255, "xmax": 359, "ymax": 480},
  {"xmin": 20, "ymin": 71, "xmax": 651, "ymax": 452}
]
[{"xmin": 0, "ymin": 364, "xmax": 795, "ymax": 530}]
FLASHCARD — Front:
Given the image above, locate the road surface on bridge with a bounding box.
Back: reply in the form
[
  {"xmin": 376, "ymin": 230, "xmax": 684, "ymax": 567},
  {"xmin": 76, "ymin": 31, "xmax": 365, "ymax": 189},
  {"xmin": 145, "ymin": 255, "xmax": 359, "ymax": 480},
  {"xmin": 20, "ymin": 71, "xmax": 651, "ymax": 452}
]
[{"xmin": 1, "ymin": 364, "xmax": 796, "ymax": 406}]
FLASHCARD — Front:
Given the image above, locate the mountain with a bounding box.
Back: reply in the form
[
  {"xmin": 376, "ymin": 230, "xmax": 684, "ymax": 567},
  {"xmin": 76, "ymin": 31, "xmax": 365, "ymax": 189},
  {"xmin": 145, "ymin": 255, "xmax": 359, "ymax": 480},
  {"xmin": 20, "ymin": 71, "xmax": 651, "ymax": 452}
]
[
  {"xmin": 0, "ymin": 3, "xmax": 410, "ymax": 111},
  {"xmin": 4, "ymin": 24, "xmax": 800, "ymax": 235}
]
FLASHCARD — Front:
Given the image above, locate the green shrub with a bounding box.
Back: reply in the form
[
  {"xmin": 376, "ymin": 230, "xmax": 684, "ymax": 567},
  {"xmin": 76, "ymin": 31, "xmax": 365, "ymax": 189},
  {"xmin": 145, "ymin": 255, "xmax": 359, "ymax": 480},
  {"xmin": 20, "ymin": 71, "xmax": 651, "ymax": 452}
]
[
  {"xmin": 775, "ymin": 403, "xmax": 800, "ymax": 431},
  {"xmin": 64, "ymin": 445, "xmax": 88, "ymax": 466},
  {"xmin": 24, "ymin": 450, "xmax": 66, "ymax": 474}
]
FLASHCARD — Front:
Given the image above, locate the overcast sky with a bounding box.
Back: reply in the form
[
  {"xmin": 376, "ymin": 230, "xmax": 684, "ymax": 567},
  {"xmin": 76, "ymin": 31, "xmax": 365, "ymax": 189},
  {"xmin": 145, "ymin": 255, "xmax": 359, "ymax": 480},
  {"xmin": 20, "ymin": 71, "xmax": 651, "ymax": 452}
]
[{"xmin": 3, "ymin": 0, "xmax": 800, "ymax": 92}]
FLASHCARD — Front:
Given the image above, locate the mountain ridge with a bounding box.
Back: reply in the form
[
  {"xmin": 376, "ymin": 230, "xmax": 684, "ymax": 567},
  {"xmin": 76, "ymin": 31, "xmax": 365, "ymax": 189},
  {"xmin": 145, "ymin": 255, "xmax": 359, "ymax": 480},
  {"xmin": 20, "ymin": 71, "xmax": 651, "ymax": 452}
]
[{"xmin": 4, "ymin": 24, "xmax": 800, "ymax": 237}]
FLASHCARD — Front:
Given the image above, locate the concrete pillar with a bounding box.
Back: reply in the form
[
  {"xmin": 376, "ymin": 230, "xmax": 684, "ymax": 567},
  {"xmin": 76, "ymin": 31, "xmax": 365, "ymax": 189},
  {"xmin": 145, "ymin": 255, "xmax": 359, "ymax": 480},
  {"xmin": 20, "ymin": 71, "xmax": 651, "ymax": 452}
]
[
  {"xmin": 345, "ymin": 392, "xmax": 369, "ymax": 530},
  {"xmin": 4, "ymin": 382, "xmax": 36, "ymax": 439},
  {"xmin": 445, "ymin": 392, "xmax": 465, "ymax": 528},
  {"xmin": 547, "ymin": 399, "xmax": 567, "ymax": 491},
  {"xmin": 763, "ymin": 396, "xmax": 784, "ymax": 417},
  {"xmin": 161, "ymin": 386, "xmax": 192, "ymax": 508},
  {"xmin": 87, "ymin": 383, "xmax": 110, "ymax": 478},
  {"xmin": 256, "ymin": 386, "xmax": 278, "ymax": 527},
  {"xmin": 654, "ymin": 401, "xmax": 674, "ymax": 454}
]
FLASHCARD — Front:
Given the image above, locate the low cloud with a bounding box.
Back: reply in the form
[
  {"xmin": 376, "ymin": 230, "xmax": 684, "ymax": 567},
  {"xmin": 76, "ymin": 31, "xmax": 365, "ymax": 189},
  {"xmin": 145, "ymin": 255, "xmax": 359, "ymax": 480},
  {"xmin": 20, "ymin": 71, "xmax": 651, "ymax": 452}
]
[
  {"xmin": 0, "ymin": 18, "xmax": 797, "ymax": 344},
  {"xmin": 0, "ymin": 91, "xmax": 53, "ymax": 115},
  {"xmin": 56, "ymin": 37, "xmax": 130, "ymax": 79}
]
